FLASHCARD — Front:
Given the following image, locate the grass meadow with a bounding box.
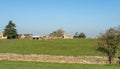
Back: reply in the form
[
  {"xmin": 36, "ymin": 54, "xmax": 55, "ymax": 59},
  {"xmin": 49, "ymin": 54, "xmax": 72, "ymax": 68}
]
[
  {"xmin": 0, "ymin": 39, "xmax": 120, "ymax": 69},
  {"xmin": 0, "ymin": 39, "xmax": 100, "ymax": 56},
  {"xmin": 0, "ymin": 60, "xmax": 120, "ymax": 69}
]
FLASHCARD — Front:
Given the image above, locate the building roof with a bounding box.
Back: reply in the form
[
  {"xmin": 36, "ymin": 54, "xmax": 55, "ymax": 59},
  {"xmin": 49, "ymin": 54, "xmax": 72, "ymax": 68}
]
[{"xmin": 32, "ymin": 35, "xmax": 40, "ymax": 37}]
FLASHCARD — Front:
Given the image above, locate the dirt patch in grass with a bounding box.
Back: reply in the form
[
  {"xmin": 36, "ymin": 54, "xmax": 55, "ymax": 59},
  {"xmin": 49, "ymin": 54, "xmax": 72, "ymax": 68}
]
[{"xmin": 0, "ymin": 53, "xmax": 112, "ymax": 64}]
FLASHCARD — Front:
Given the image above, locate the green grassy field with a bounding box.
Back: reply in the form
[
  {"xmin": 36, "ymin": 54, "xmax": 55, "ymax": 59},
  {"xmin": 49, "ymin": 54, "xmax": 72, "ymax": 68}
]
[
  {"xmin": 0, "ymin": 39, "xmax": 100, "ymax": 56},
  {"xmin": 0, "ymin": 39, "xmax": 120, "ymax": 69},
  {"xmin": 0, "ymin": 60, "xmax": 120, "ymax": 69}
]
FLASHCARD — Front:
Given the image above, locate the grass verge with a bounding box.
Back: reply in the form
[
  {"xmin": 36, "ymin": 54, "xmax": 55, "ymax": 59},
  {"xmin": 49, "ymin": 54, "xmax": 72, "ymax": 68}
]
[{"xmin": 0, "ymin": 60, "xmax": 120, "ymax": 69}]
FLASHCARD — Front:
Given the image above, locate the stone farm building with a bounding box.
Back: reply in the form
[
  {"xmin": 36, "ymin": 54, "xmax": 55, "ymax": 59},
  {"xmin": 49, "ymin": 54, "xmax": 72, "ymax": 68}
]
[
  {"xmin": 63, "ymin": 33, "xmax": 73, "ymax": 39},
  {"xmin": 42, "ymin": 33, "xmax": 73, "ymax": 40},
  {"xmin": 18, "ymin": 33, "xmax": 73, "ymax": 40},
  {"xmin": 18, "ymin": 34, "xmax": 33, "ymax": 39}
]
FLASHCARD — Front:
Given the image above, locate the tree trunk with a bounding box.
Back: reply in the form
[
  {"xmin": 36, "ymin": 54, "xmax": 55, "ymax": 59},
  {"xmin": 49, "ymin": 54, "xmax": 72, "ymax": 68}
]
[{"xmin": 108, "ymin": 55, "xmax": 113, "ymax": 64}]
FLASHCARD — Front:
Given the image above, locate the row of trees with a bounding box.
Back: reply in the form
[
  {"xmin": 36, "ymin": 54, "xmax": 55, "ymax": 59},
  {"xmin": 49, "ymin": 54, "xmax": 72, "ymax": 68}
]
[
  {"xmin": 3, "ymin": 21, "xmax": 86, "ymax": 39},
  {"xmin": 3, "ymin": 20, "xmax": 87, "ymax": 39}
]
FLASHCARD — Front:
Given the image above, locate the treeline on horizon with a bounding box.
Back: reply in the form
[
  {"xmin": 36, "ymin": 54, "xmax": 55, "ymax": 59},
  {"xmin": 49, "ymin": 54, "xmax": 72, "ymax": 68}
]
[{"xmin": 2, "ymin": 20, "xmax": 86, "ymax": 39}]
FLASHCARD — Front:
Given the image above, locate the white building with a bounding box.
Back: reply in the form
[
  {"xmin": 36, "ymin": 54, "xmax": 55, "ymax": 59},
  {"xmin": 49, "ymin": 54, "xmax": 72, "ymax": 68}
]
[{"xmin": 32, "ymin": 35, "xmax": 40, "ymax": 40}]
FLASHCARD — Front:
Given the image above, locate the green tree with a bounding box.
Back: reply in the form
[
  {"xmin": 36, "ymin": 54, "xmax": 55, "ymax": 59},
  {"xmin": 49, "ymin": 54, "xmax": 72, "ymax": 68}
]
[
  {"xmin": 73, "ymin": 32, "xmax": 79, "ymax": 38},
  {"xmin": 3, "ymin": 20, "xmax": 18, "ymax": 39},
  {"xmin": 79, "ymin": 32, "xmax": 86, "ymax": 38},
  {"xmin": 96, "ymin": 26, "xmax": 120, "ymax": 64},
  {"xmin": 50, "ymin": 29, "xmax": 64, "ymax": 37}
]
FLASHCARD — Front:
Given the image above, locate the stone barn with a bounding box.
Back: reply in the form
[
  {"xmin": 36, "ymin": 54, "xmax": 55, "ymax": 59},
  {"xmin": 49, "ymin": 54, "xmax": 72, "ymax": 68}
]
[{"xmin": 63, "ymin": 33, "xmax": 73, "ymax": 39}]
